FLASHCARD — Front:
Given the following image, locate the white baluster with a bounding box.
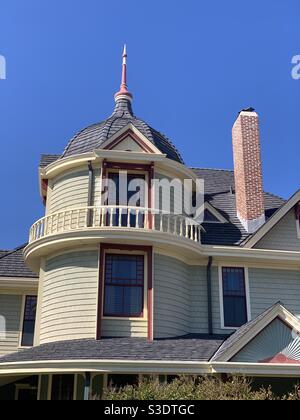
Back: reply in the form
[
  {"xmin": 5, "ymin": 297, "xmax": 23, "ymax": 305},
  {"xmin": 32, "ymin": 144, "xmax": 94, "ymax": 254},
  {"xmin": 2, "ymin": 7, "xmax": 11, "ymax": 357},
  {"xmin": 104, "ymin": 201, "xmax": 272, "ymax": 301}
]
[
  {"xmin": 119, "ymin": 207, "xmax": 122, "ymax": 227},
  {"xmin": 160, "ymin": 213, "xmax": 163, "ymax": 232},
  {"xmin": 110, "ymin": 208, "xmax": 113, "ymax": 227},
  {"xmin": 135, "ymin": 209, "xmax": 139, "ymax": 228},
  {"xmin": 127, "ymin": 209, "xmax": 130, "ymax": 227}
]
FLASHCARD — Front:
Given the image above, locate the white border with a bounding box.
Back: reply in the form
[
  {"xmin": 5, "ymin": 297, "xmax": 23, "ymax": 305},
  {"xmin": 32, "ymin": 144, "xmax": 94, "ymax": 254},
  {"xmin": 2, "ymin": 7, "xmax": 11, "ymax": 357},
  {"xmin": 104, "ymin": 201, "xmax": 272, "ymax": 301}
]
[
  {"xmin": 219, "ymin": 266, "xmax": 251, "ymax": 330},
  {"xmin": 296, "ymin": 218, "xmax": 300, "ymax": 239}
]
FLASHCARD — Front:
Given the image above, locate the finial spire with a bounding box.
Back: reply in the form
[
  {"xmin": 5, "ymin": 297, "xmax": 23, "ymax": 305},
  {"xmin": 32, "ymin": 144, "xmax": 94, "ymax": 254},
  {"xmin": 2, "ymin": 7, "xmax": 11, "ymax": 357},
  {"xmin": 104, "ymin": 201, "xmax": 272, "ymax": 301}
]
[{"xmin": 115, "ymin": 44, "xmax": 133, "ymax": 101}]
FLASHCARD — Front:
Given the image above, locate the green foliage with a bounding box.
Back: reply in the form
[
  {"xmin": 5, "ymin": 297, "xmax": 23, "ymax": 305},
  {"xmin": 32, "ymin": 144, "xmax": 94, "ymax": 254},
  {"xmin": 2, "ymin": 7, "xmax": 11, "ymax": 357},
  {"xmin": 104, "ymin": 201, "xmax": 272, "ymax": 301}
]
[{"xmin": 101, "ymin": 376, "xmax": 278, "ymax": 401}]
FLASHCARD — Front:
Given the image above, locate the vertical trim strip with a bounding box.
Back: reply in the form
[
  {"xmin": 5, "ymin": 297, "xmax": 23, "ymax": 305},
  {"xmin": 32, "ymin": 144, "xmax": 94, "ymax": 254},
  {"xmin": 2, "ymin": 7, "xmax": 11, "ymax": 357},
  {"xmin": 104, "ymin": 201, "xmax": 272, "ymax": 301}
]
[{"xmin": 147, "ymin": 248, "xmax": 153, "ymax": 341}]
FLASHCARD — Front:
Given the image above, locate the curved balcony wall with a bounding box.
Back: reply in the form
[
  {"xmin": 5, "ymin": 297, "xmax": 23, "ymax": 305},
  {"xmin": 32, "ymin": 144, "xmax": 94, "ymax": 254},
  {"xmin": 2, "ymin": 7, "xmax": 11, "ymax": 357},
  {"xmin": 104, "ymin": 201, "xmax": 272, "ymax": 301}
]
[{"xmin": 47, "ymin": 167, "xmax": 101, "ymax": 215}]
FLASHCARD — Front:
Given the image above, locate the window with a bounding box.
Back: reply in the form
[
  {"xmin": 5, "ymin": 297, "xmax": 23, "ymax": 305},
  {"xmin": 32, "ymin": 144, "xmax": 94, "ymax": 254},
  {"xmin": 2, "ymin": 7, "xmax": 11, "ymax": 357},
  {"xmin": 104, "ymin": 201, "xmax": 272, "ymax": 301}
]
[
  {"xmin": 222, "ymin": 268, "xmax": 248, "ymax": 328},
  {"xmin": 104, "ymin": 254, "xmax": 144, "ymax": 317},
  {"xmin": 21, "ymin": 296, "xmax": 37, "ymax": 347}
]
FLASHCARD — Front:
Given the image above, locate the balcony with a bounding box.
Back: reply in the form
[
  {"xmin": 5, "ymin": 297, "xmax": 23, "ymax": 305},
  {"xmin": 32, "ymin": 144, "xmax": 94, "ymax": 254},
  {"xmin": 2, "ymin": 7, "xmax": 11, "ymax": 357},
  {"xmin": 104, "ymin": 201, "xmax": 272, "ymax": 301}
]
[{"xmin": 29, "ymin": 206, "xmax": 202, "ymax": 244}]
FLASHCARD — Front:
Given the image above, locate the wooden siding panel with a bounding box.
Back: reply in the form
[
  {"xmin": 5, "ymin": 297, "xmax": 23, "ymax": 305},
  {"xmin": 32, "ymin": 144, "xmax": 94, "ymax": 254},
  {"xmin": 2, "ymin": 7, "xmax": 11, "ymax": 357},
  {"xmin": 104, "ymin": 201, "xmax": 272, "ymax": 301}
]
[
  {"xmin": 249, "ymin": 268, "xmax": 300, "ymax": 318},
  {"xmin": 101, "ymin": 319, "xmax": 148, "ymax": 338},
  {"xmin": 49, "ymin": 169, "xmax": 89, "ymax": 214},
  {"xmin": 255, "ymin": 210, "xmax": 300, "ymax": 251},
  {"xmin": 0, "ymin": 294, "xmax": 22, "ymax": 356},
  {"xmin": 189, "ymin": 265, "xmax": 209, "ymax": 334},
  {"xmin": 154, "ymin": 254, "xmax": 190, "ymax": 338},
  {"xmin": 40, "ymin": 251, "xmax": 99, "ymax": 344}
]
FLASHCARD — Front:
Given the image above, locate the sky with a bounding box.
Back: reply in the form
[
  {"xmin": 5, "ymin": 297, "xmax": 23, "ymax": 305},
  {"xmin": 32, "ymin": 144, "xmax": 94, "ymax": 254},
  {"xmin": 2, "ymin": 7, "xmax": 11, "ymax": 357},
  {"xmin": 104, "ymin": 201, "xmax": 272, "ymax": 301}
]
[{"xmin": 0, "ymin": 0, "xmax": 299, "ymax": 248}]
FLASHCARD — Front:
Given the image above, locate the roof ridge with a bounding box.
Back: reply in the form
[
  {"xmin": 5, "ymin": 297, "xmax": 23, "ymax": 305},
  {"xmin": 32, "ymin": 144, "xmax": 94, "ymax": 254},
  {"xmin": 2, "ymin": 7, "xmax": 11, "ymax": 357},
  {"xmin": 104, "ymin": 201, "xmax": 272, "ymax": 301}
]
[
  {"xmin": 191, "ymin": 167, "xmax": 234, "ymax": 173},
  {"xmin": 0, "ymin": 244, "xmax": 27, "ymax": 261},
  {"xmin": 264, "ymin": 190, "xmax": 286, "ymax": 203}
]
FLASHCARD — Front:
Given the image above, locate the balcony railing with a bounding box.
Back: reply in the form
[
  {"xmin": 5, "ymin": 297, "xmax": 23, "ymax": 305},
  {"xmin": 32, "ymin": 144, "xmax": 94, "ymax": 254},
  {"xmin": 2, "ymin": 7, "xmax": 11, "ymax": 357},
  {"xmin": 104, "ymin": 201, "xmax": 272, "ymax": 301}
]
[{"xmin": 29, "ymin": 206, "xmax": 202, "ymax": 244}]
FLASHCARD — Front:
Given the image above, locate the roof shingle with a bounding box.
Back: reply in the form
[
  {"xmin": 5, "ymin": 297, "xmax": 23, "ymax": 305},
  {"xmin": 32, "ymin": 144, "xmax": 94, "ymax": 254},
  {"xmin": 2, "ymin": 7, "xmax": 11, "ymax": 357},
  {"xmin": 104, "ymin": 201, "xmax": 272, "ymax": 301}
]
[
  {"xmin": 0, "ymin": 245, "xmax": 38, "ymax": 278},
  {"xmin": 0, "ymin": 335, "xmax": 226, "ymax": 364}
]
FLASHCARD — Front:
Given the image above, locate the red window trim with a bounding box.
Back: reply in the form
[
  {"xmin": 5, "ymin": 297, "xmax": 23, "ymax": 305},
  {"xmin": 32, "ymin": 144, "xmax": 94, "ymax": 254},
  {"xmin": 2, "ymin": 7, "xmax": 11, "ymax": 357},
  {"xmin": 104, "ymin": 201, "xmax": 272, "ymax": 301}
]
[
  {"xmin": 222, "ymin": 267, "xmax": 248, "ymax": 329},
  {"xmin": 102, "ymin": 160, "xmax": 155, "ymax": 229},
  {"xmin": 103, "ymin": 128, "xmax": 155, "ymax": 154},
  {"xmin": 97, "ymin": 244, "xmax": 153, "ymax": 340},
  {"xmin": 103, "ymin": 253, "xmax": 145, "ymax": 318}
]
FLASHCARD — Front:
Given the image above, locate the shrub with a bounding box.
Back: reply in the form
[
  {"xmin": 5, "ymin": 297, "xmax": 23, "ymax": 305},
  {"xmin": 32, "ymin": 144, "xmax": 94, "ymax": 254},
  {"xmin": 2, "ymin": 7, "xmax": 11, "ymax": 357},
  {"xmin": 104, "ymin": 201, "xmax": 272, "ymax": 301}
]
[{"xmin": 102, "ymin": 376, "xmax": 277, "ymax": 401}]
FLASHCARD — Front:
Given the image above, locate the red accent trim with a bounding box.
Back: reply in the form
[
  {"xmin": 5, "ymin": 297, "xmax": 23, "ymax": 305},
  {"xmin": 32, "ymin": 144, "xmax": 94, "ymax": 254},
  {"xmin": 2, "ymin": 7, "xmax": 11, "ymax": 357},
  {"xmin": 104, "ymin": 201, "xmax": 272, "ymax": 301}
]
[
  {"xmin": 101, "ymin": 161, "xmax": 155, "ymax": 230},
  {"xmin": 260, "ymin": 354, "xmax": 300, "ymax": 364},
  {"xmin": 104, "ymin": 129, "xmax": 154, "ymax": 153},
  {"xmin": 103, "ymin": 254, "xmax": 145, "ymax": 318},
  {"xmin": 41, "ymin": 179, "xmax": 48, "ymax": 205},
  {"xmin": 97, "ymin": 244, "xmax": 153, "ymax": 341}
]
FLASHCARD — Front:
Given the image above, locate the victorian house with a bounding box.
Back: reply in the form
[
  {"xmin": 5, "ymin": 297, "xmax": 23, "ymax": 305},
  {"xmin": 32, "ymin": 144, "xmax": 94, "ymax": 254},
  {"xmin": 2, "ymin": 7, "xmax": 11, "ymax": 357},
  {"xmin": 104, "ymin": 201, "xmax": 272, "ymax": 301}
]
[{"xmin": 0, "ymin": 47, "xmax": 300, "ymax": 400}]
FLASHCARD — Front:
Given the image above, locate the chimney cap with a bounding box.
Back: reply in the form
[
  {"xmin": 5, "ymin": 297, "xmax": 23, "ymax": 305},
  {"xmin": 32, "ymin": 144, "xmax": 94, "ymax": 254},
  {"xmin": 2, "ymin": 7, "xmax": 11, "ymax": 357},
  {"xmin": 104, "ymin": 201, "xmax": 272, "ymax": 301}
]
[{"xmin": 238, "ymin": 107, "xmax": 255, "ymax": 116}]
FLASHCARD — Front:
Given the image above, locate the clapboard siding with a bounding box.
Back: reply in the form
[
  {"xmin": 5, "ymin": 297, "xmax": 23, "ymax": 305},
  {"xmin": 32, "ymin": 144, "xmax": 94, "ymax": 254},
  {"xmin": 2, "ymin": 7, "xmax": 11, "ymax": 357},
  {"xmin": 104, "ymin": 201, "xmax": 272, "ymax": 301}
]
[
  {"xmin": 154, "ymin": 254, "xmax": 190, "ymax": 338},
  {"xmin": 39, "ymin": 251, "xmax": 99, "ymax": 344},
  {"xmin": 249, "ymin": 268, "xmax": 300, "ymax": 318},
  {"xmin": 255, "ymin": 210, "xmax": 300, "ymax": 251},
  {"xmin": 102, "ymin": 319, "xmax": 148, "ymax": 338},
  {"xmin": 0, "ymin": 295, "xmax": 22, "ymax": 356},
  {"xmin": 190, "ymin": 266, "xmax": 208, "ymax": 334},
  {"xmin": 49, "ymin": 169, "xmax": 89, "ymax": 214}
]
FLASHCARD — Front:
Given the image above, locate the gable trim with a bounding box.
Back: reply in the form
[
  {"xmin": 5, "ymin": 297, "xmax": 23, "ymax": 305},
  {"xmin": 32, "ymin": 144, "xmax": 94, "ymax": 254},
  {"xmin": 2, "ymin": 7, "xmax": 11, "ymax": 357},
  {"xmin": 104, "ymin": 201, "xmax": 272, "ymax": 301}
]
[
  {"xmin": 100, "ymin": 123, "xmax": 163, "ymax": 155},
  {"xmin": 244, "ymin": 190, "xmax": 300, "ymax": 248}
]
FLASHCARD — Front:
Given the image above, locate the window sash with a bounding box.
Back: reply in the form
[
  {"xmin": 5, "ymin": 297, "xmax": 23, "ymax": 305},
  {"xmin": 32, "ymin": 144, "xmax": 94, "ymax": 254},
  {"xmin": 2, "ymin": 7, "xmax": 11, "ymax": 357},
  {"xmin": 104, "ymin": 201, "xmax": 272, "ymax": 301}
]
[
  {"xmin": 21, "ymin": 295, "xmax": 37, "ymax": 347},
  {"xmin": 104, "ymin": 254, "xmax": 144, "ymax": 317},
  {"xmin": 222, "ymin": 267, "xmax": 247, "ymax": 328}
]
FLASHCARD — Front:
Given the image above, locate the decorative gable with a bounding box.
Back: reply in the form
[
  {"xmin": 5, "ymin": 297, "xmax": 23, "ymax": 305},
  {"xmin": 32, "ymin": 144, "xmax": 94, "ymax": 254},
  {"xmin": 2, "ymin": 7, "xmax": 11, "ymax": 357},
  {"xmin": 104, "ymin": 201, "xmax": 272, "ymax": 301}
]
[
  {"xmin": 110, "ymin": 135, "xmax": 145, "ymax": 152},
  {"xmin": 212, "ymin": 303, "xmax": 300, "ymax": 364},
  {"xmin": 101, "ymin": 123, "xmax": 163, "ymax": 155},
  {"xmin": 232, "ymin": 318, "xmax": 300, "ymax": 363}
]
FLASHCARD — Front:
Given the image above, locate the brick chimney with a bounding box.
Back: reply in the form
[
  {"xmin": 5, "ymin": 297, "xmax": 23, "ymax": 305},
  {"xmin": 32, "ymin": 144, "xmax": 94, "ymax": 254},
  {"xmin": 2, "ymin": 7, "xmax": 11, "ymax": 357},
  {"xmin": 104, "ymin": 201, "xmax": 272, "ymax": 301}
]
[{"xmin": 232, "ymin": 108, "xmax": 265, "ymax": 233}]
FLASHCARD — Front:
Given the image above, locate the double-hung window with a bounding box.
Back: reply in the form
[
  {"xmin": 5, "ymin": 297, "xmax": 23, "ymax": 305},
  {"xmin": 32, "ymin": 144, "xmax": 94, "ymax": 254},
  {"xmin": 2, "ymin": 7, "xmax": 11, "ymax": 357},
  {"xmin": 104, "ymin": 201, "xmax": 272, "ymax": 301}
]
[
  {"xmin": 104, "ymin": 254, "xmax": 144, "ymax": 317},
  {"xmin": 222, "ymin": 267, "xmax": 248, "ymax": 328},
  {"xmin": 21, "ymin": 295, "xmax": 37, "ymax": 347}
]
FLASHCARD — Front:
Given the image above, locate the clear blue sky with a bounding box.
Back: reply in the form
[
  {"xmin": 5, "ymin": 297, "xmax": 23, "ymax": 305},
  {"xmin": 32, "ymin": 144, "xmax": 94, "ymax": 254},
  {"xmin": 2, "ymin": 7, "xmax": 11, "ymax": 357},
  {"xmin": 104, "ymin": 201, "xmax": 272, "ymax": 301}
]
[{"xmin": 0, "ymin": 0, "xmax": 299, "ymax": 248}]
